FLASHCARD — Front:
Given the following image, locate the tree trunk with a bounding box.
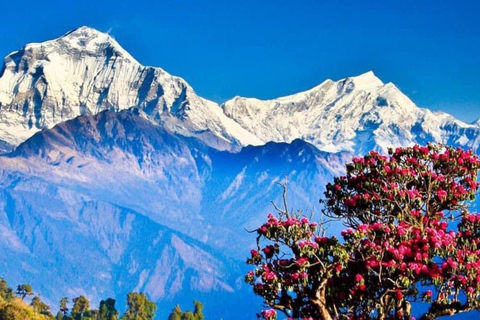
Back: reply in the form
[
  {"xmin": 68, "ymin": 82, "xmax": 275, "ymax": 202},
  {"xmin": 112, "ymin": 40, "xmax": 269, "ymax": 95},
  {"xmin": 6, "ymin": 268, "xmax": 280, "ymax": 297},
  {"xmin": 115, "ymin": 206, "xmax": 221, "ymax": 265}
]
[
  {"xmin": 309, "ymin": 279, "xmax": 333, "ymax": 320},
  {"xmin": 419, "ymin": 302, "xmax": 472, "ymax": 320}
]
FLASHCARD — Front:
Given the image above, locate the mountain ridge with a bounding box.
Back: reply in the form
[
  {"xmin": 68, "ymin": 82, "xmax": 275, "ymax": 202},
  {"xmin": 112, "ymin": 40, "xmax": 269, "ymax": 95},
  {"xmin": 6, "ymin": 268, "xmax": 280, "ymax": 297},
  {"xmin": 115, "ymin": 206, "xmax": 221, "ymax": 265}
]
[{"xmin": 222, "ymin": 71, "xmax": 479, "ymax": 154}]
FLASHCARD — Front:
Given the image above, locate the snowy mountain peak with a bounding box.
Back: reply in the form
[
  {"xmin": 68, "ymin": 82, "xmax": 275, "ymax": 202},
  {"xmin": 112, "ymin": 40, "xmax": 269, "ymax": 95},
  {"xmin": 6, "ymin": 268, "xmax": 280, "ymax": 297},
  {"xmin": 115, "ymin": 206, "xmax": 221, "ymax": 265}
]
[
  {"xmin": 0, "ymin": 26, "xmax": 262, "ymax": 151},
  {"xmin": 261, "ymin": 71, "xmax": 383, "ymax": 105},
  {"xmin": 56, "ymin": 26, "xmax": 138, "ymax": 62},
  {"xmin": 345, "ymin": 71, "xmax": 384, "ymax": 90},
  {"xmin": 15, "ymin": 26, "xmax": 139, "ymax": 64},
  {"xmin": 62, "ymin": 25, "xmax": 107, "ymax": 41},
  {"xmin": 64, "ymin": 25, "xmax": 105, "ymax": 37},
  {"xmin": 222, "ymin": 72, "xmax": 480, "ymax": 154}
]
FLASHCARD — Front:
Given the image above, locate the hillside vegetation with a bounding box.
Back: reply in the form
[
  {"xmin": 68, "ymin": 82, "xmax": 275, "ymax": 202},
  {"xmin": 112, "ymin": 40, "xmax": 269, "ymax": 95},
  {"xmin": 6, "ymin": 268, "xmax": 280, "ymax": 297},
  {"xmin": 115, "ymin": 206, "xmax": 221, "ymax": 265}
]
[{"xmin": 0, "ymin": 276, "xmax": 204, "ymax": 320}]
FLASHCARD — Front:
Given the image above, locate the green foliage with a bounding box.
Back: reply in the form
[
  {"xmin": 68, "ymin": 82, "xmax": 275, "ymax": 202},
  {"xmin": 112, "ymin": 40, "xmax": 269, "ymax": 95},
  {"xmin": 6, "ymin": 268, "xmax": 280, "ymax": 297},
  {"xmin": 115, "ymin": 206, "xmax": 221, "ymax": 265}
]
[
  {"xmin": 0, "ymin": 278, "xmax": 13, "ymax": 301},
  {"xmin": 0, "ymin": 294, "xmax": 53, "ymax": 319},
  {"xmin": 59, "ymin": 297, "xmax": 69, "ymax": 318},
  {"xmin": 16, "ymin": 284, "xmax": 33, "ymax": 300},
  {"xmin": 99, "ymin": 298, "xmax": 119, "ymax": 320},
  {"xmin": 0, "ymin": 279, "xmax": 52, "ymax": 320},
  {"xmin": 60, "ymin": 297, "xmax": 68, "ymax": 312},
  {"xmin": 0, "ymin": 278, "xmax": 8, "ymax": 298},
  {"xmin": 193, "ymin": 301, "xmax": 203, "ymax": 320},
  {"xmin": 31, "ymin": 295, "xmax": 54, "ymax": 317},
  {"xmin": 168, "ymin": 301, "xmax": 204, "ymax": 320},
  {"xmin": 0, "ymin": 276, "xmax": 169, "ymax": 320},
  {"xmin": 168, "ymin": 305, "xmax": 182, "ymax": 320},
  {"xmin": 0, "ymin": 302, "xmax": 32, "ymax": 320},
  {"xmin": 181, "ymin": 311, "xmax": 195, "ymax": 320},
  {"xmin": 31, "ymin": 295, "xmax": 42, "ymax": 313},
  {"xmin": 71, "ymin": 295, "xmax": 90, "ymax": 320},
  {"xmin": 121, "ymin": 292, "xmax": 156, "ymax": 320}
]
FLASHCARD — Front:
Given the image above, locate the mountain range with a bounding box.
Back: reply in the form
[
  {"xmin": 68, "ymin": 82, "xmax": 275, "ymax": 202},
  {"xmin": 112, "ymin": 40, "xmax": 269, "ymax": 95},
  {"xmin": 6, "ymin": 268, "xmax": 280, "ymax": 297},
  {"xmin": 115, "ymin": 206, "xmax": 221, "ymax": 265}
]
[
  {"xmin": 2, "ymin": 26, "xmax": 480, "ymax": 155},
  {"xmin": 0, "ymin": 26, "xmax": 478, "ymax": 319}
]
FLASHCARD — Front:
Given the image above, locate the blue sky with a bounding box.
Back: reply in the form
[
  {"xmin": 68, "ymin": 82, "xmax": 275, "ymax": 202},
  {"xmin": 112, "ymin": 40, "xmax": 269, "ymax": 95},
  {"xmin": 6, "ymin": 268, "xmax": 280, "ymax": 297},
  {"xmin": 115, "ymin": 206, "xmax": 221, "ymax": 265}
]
[{"xmin": 1, "ymin": 0, "xmax": 479, "ymax": 122}]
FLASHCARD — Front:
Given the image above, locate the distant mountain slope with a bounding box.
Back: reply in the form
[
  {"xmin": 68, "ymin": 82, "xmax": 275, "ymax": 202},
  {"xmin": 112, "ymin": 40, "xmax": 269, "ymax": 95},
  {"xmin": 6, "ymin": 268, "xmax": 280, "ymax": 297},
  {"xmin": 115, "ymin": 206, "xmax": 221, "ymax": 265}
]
[
  {"xmin": 222, "ymin": 71, "xmax": 480, "ymax": 154},
  {"xmin": 3, "ymin": 109, "xmax": 348, "ymax": 253},
  {"xmin": 0, "ymin": 176, "xmax": 244, "ymax": 318},
  {"xmin": 0, "ymin": 26, "xmax": 262, "ymax": 151},
  {"xmin": 0, "ymin": 110, "xmax": 349, "ymax": 318}
]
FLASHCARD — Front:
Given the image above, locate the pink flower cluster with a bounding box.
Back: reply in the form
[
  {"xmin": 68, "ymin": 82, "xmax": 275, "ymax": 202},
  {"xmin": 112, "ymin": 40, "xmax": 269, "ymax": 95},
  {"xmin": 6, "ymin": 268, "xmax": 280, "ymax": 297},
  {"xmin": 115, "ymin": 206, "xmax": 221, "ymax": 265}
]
[
  {"xmin": 325, "ymin": 144, "xmax": 480, "ymax": 224},
  {"xmin": 257, "ymin": 213, "xmax": 318, "ymax": 240},
  {"xmin": 260, "ymin": 309, "xmax": 276, "ymax": 320}
]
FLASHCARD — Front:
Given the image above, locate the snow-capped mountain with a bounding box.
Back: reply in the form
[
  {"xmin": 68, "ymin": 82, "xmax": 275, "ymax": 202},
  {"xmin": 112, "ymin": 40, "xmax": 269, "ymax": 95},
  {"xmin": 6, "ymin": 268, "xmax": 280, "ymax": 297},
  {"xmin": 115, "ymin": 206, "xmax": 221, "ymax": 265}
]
[
  {"xmin": 0, "ymin": 26, "xmax": 262, "ymax": 151},
  {"xmin": 222, "ymin": 71, "xmax": 480, "ymax": 154},
  {"xmin": 0, "ymin": 26, "xmax": 478, "ymax": 155}
]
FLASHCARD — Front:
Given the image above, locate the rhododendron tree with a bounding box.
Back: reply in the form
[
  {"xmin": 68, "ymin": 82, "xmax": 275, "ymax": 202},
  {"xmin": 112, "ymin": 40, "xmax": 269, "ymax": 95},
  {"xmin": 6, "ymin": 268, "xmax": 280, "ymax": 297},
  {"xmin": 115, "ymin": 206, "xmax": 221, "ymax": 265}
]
[
  {"xmin": 246, "ymin": 144, "xmax": 480, "ymax": 320},
  {"xmin": 323, "ymin": 144, "xmax": 479, "ymax": 227}
]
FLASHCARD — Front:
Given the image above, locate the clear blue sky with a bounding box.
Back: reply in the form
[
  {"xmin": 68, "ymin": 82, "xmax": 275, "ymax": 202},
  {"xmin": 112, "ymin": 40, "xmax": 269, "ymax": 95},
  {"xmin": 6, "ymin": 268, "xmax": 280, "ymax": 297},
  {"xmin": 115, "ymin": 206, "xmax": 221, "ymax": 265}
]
[{"xmin": 1, "ymin": 0, "xmax": 479, "ymax": 122}]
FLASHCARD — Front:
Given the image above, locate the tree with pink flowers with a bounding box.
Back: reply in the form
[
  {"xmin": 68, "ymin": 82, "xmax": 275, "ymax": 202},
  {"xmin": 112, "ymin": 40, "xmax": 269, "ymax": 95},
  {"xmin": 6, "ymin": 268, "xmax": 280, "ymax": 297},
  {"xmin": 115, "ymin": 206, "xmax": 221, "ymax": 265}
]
[{"xmin": 246, "ymin": 144, "xmax": 480, "ymax": 320}]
